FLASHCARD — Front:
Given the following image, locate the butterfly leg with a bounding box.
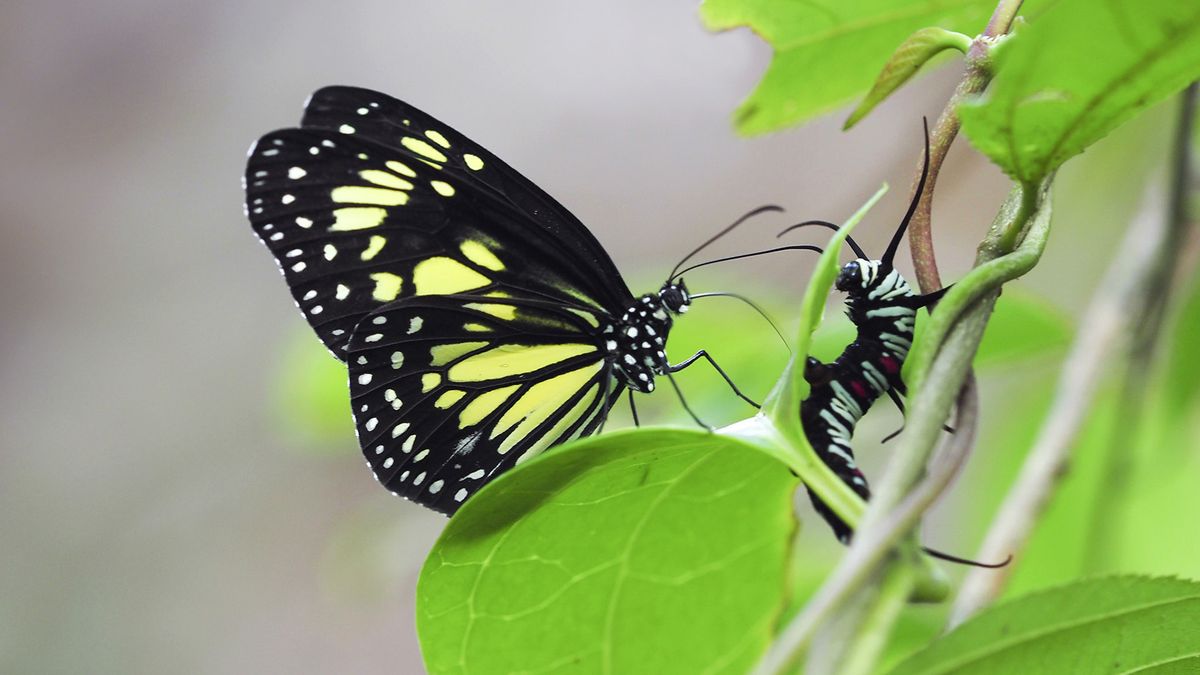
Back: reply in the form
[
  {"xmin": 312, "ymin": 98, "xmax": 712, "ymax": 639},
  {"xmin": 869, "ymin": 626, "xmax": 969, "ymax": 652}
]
[
  {"xmin": 628, "ymin": 389, "xmax": 641, "ymax": 427},
  {"xmin": 597, "ymin": 370, "xmax": 615, "ymax": 434},
  {"xmin": 663, "ymin": 370, "xmax": 712, "ymax": 431},
  {"xmin": 667, "ymin": 350, "xmax": 760, "ymax": 408}
]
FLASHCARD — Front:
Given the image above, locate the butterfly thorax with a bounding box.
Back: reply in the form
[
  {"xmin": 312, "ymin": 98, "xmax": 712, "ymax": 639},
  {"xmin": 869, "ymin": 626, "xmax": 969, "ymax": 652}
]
[{"xmin": 604, "ymin": 282, "xmax": 689, "ymax": 393}]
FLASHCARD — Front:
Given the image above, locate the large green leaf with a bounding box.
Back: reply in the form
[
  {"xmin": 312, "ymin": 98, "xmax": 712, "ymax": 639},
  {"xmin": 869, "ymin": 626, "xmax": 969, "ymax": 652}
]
[
  {"xmin": 888, "ymin": 576, "xmax": 1200, "ymax": 674},
  {"xmin": 959, "ymin": 0, "xmax": 1200, "ymax": 183},
  {"xmin": 700, "ymin": 0, "xmax": 993, "ymax": 134},
  {"xmin": 417, "ymin": 429, "xmax": 797, "ymax": 675}
]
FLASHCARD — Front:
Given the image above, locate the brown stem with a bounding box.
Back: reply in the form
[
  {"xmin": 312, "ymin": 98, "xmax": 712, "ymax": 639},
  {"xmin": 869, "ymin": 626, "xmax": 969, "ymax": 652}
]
[{"xmin": 908, "ymin": 0, "xmax": 1024, "ymax": 293}]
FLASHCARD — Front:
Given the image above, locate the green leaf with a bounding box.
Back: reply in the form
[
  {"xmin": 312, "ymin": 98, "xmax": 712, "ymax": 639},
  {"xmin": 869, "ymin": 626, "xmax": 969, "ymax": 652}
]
[
  {"xmin": 271, "ymin": 328, "xmax": 353, "ymax": 451},
  {"xmin": 845, "ymin": 27, "xmax": 972, "ymax": 130},
  {"xmin": 699, "ymin": 0, "xmax": 994, "ymax": 134},
  {"xmin": 417, "ymin": 428, "xmax": 798, "ymax": 675},
  {"xmin": 887, "ymin": 576, "xmax": 1200, "ymax": 675},
  {"xmin": 959, "ymin": 0, "xmax": 1200, "ymax": 183}
]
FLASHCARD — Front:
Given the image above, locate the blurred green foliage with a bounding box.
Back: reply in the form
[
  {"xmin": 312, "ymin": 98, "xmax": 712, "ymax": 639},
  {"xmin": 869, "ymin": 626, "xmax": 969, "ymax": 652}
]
[{"xmin": 271, "ymin": 328, "xmax": 353, "ymax": 451}]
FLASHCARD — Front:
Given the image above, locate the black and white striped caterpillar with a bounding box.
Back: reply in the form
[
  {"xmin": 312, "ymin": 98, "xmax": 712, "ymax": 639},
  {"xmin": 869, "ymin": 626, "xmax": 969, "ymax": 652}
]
[
  {"xmin": 787, "ymin": 125, "xmax": 1007, "ymax": 569},
  {"xmin": 786, "ymin": 124, "xmax": 943, "ymax": 544}
]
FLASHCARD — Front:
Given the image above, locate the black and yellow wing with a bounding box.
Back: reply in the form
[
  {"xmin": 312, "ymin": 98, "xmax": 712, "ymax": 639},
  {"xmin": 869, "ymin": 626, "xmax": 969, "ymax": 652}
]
[
  {"xmin": 346, "ymin": 294, "xmax": 616, "ymax": 513},
  {"xmin": 245, "ymin": 86, "xmax": 633, "ymax": 359}
]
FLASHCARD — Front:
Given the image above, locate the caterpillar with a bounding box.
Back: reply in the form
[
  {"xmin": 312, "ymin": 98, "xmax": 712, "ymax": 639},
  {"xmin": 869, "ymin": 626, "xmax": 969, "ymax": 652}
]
[{"xmin": 784, "ymin": 124, "xmax": 1005, "ymax": 571}]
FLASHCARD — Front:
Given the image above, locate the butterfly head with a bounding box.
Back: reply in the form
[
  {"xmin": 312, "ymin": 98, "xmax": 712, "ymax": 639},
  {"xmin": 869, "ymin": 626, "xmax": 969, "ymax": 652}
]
[{"xmin": 658, "ymin": 279, "xmax": 691, "ymax": 315}]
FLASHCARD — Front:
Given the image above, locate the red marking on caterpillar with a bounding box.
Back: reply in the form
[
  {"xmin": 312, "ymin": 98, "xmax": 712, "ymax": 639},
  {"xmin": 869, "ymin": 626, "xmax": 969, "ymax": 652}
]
[
  {"xmin": 879, "ymin": 354, "xmax": 900, "ymax": 374},
  {"xmin": 850, "ymin": 379, "xmax": 869, "ymax": 398}
]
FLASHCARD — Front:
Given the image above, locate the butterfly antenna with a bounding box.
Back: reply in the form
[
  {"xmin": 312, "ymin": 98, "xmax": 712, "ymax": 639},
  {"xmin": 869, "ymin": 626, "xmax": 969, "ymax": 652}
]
[
  {"xmin": 882, "ymin": 118, "xmax": 932, "ymax": 271},
  {"xmin": 777, "ymin": 220, "xmax": 870, "ymax": 260},
  {"xmin": 690, "ymin": 291, "xmax": 792, "ymax": 354},
  {"xmin": 672, "ymin": 244, "xmax": 824, "ymax": 279},
  {"xmin": 668, "ymin": 204, "xmax": 785, "ymax": 281},
  {"xmin": 921, "ymin": 546, "xmax": 1012, "ymax": 569}
]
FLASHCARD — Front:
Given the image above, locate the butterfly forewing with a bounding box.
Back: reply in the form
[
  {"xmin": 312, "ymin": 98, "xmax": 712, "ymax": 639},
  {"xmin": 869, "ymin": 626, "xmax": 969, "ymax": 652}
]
[
  {"xmin": 246, "ymin": 88, "xmax": 632, "ymax": 359},
  {"xmin": 299, "ymin": 86, "xmax": 632, "ymax": 308},
  {"xmin": 346, "ymin": 294, "xmax": 613, "ymax": 513}
]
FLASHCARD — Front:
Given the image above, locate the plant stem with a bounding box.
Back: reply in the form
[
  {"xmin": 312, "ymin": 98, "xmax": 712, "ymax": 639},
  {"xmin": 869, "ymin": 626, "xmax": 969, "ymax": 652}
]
[
  {"xmin": 752, "ymin": 378, "xmax": 980, "ymax": 675},
  {"xmin": 908, "ymin": 0, "xmax": 1025, "ymax": 294},
  {"xmin": 754, "ymin": 0, "xmax": 1034, "ymax": 667},
  {"xmin": 804, "ymin": 189, "xmax": 1048, "ymax": 673}
]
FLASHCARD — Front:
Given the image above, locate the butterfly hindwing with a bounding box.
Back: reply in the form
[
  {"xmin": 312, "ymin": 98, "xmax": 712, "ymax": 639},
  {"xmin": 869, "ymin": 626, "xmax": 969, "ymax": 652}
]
[
  {"xmin": 245, "ymin": 88, "xmax": 632, "ymax": 359},
  {"xmin": 346, "ymin": 293, "xmax": 616, "ymax": 513}
]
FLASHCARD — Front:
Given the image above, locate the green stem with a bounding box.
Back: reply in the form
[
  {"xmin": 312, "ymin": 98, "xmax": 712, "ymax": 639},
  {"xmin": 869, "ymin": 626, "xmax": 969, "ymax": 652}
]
[{"xmin": 833, "ymin": 558, "xmax": 918, "ymax": 675}]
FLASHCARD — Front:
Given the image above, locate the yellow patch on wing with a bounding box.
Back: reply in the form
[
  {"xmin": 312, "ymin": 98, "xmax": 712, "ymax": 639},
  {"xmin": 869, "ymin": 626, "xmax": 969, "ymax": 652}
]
[
  {"xmin": 360, "ymin": 169, "xmax": 414, "ymax": 191},
  {"xmin": 424, "ymin": 130, "xmax": 451, "ymax": 149},
  {"xmin": 463, "ymin": 154, "xmax": 484, "ymax": 171},
  {"xmin": 430, "ymin": 180, "xmax": 455, "ymax": 197},
  {"xmin": 401, "ymin": 137, "xmax": 449, "ymax": 164},
  {"xmin": 434, "ymin": 389, "xmax": 465, "ymax": 409},
  {"xmin": 512, "ymin": 384, "xmax": 598, "ymax": 462},
  {"xmin": 330, "ymin": 207, "xmax": 387, "ymax": 231},
  {"xmin": 458, "ymin": 384, "xmax": 519, "ymax": 428},
  {"xmin": 412, "ymin": 256, "xmax": 490, "ymax": 294},
  {"xmin": 331, "ymin": 186, "xmax": 409, "ymax": 206},
  {"xmin": 429, "ymin": 341, "xmax": 489, "ymax": 367},
  {"xmin": 360, "ymin": 235, "xmax": 386, "ymax": 261},
  {"xmin": 385, "ymin": 160, "xmax": 417, "ymax": 178},
  {"xmin": 464, "ymin": 302, "xmax": 517, "ymax": 321},
  {"xmin": 459, "ymin": 240, "xmax": 505, "ymax": 271},
  {"xmin": 369, "ymin": 272, "xmax": 403, "ymax": 301},
  {"xmin": 463, "ymin": 322, "xmax": 492, "ymax": 332},
  {"xmin": 421, "ymin": 373, "xmax": 442, "ymax": 392},
  {"xmin": 492, "ymin": 364, "xmax": 600, "ymax": 453},
  {"xmin": 448, "ymin": 343, "xmax": 595, "ymax": 383},
  {"xmin": 568, "ymin": 308, "xmax": 601, "ymax": 328},
  {"xmin": 563, "ymin": 285, "xmax": 605, "ymax": 309}
]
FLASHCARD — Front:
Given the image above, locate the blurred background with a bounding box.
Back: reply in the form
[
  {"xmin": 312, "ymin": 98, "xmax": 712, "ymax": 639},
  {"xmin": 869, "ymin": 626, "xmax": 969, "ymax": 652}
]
[{"xmin": 0, "ymin": 1, "xmax": 1187, "ymax": 673}]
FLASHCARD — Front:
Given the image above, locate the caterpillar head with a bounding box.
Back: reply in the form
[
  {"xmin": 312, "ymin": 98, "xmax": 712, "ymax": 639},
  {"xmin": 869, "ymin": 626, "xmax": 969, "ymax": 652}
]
[{"xmin": 835, "ymin": 259, "xmax": 881, "ymax": 293}]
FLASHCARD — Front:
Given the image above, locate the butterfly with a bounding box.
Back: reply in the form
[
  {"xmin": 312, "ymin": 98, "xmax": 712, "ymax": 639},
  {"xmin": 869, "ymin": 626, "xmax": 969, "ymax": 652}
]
[{"xmin": 244, "ymin": 86, "xmax": 764, "ymax": 514}]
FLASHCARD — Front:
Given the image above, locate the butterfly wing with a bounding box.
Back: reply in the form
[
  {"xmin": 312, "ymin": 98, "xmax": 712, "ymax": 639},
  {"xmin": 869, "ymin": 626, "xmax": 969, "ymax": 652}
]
[
  {"xmin": 245, "ymin": 86, "xmax": 633, "ymax": 359},
  {"xmin": 347, "ymin": 293, "xmax": 617, "ymax": 513}
]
